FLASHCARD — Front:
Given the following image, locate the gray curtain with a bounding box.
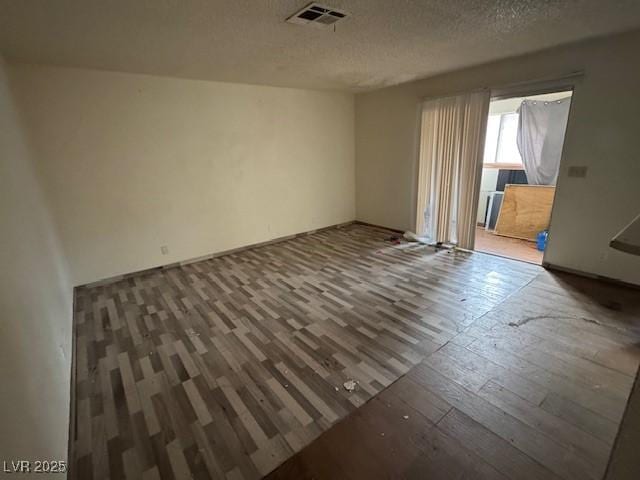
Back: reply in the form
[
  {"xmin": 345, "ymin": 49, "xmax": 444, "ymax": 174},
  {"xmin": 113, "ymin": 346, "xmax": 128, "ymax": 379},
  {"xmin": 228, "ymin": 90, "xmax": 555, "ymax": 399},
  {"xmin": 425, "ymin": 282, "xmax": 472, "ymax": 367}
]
[{"xmin": 516, "ymin": 97, "xmax": 571, "ymax": 185}]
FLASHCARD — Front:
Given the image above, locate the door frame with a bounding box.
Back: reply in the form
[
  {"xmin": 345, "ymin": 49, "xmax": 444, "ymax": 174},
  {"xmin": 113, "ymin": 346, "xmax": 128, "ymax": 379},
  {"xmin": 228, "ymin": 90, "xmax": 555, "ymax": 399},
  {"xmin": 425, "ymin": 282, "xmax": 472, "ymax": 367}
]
[{"xmin": 472, "ymin": 77, "xmax": 581, "ymax": 264}]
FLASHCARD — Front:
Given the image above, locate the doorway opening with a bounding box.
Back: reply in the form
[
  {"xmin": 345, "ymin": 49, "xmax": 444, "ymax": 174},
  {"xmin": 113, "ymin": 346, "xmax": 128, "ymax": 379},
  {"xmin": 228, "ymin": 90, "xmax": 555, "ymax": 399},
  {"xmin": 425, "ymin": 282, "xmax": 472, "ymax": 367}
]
[{"xmin": 474, "ymin": 90, "xmax": 573, "ymax": 264}]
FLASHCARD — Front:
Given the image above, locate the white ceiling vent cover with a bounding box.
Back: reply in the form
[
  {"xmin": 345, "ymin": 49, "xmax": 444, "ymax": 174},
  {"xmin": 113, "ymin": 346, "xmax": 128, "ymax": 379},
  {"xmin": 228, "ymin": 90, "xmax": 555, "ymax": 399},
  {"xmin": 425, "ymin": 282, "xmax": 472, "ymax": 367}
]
[{"xmin": 286, "ymin": 3, "xmax": 349, "ymax": 29}]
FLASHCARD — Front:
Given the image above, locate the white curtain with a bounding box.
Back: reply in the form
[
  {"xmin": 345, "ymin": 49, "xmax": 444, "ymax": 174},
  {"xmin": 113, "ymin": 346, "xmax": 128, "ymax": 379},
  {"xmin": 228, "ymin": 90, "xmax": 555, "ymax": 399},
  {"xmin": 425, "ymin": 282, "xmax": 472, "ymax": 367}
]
[
  {"xmin": 416, "ymin": 91, "xmax": 490, "ymax": 249},
  {"xmin": 516, "ymin": 97, "xmax": 571, "ymax": 185}
]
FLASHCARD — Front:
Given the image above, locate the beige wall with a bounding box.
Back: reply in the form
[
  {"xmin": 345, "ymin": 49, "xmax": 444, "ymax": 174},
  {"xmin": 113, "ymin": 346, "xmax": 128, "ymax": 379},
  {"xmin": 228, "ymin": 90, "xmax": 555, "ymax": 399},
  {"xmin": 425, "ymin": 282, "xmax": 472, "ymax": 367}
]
[
  {"xmin": 0, "ymin": 55, "xmax": 73, "ymax": 472},
  {"xmin": 9, "ymin": 65, "xmax": 356, "ymax": 286},
  {"xmin": 355, "ymin": 30, "xmax": 640, "ymax": 285}
]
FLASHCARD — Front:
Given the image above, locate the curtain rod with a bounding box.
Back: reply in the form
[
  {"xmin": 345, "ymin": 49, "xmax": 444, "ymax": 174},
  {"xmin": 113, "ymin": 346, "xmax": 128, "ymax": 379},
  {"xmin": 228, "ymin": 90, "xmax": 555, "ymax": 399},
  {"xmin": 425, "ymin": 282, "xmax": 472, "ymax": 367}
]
[
  {"xmin": 420, "ymin": 71, "xmax": 584, "ymax": 103},
  {"xmin": 420, "ymin": 87, "xmax": 489, "ymax": 103},
  {"xmin": 490, "ymin": 71, "xmax": 584, "ymax": 99}
]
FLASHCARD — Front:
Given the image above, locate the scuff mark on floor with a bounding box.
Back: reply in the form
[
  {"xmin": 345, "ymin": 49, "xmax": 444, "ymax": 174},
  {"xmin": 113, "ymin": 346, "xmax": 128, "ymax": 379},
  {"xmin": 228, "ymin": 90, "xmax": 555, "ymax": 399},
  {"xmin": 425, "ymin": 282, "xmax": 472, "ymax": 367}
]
[
  {"xmin": 507, "ymin": 314, "xmax": 630, "ymax": 333},
  {"xmin": 508, "ymin": 315, "xmax": 562, "ymax": 327}
]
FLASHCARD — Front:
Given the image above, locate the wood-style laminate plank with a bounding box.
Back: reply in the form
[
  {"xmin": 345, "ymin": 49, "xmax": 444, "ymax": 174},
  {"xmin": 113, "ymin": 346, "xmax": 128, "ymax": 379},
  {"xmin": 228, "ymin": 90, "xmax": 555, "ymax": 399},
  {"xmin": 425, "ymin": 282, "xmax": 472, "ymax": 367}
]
[{"xmin": 69, "ymin": 224, "xmax": 640, "ymax": 479}]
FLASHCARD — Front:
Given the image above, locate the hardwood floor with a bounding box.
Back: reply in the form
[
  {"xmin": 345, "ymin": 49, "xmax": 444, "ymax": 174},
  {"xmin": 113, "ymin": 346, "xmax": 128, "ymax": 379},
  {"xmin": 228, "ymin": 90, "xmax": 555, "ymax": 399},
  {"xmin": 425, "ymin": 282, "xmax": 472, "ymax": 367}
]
[
  {"xmin": 475, "ymin": 226, "xmax": 543, "ymax": 264},
  {"xmin": 605, "ymin": 367, "xmax": 640, "ymax": 479},
  {"xmin": 70, "ymin": 224, "xmax": 640, "ymax": 479}
]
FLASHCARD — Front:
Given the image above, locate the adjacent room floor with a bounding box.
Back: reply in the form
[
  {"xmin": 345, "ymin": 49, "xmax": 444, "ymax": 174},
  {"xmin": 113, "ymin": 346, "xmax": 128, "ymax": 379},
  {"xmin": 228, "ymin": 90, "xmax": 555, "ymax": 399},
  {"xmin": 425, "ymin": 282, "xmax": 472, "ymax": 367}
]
[
  {"xmin": 475, "ymin": 226, "xmax": 544, "ymax": 264},
  {"xmin": 70, "ymin": 224, "xmax": 640, "ymax": 479}
]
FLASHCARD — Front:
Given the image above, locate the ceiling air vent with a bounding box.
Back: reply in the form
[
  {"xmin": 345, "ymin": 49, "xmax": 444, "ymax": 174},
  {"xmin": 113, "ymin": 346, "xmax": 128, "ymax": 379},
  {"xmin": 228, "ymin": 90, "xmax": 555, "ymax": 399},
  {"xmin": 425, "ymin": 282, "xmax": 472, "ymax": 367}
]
[{"xmin": 286, "ymin": 3, "xmax": 349, "ymax": 29}]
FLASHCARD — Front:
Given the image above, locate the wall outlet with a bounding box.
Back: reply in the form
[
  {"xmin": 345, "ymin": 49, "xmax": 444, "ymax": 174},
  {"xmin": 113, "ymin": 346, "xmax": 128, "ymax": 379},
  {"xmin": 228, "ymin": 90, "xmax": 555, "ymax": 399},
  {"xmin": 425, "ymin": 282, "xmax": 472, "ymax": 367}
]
[
  {"xmin": 568, "ymin": 166, "xmax": 588, "ymax": 178},
  {"xmin": 160, "ymin": 245, "xmax": 169, "ymax": 255}
]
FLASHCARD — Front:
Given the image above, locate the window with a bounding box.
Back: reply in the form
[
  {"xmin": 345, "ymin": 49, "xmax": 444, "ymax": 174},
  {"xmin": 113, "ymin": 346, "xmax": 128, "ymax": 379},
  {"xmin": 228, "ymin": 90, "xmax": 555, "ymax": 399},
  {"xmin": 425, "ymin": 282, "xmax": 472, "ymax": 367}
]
[{"xmin": 483, "ymin": 113, "xmax": 523, "ymax": 166}]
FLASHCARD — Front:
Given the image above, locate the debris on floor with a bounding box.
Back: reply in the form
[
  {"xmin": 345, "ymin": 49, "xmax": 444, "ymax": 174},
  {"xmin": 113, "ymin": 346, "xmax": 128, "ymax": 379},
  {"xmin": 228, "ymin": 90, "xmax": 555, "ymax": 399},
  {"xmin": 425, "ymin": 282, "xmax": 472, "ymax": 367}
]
[
  {"xmin": 386, "ymin": 235, "xmax": 402, "ymax": 245},
  {"xmin": 402, "ymin": 415, "xmax": 409, "ymax": 420},
  {"xmin": 402, "ymin": 231, "xmax": 454, "ymax": 252},
  {"xmin": 402, "ymin": 231, "xmax": 421, "ymax": 243},
  {"xmin": 343, "ymin": 379, "xmax": 358, "ymax": 392}
]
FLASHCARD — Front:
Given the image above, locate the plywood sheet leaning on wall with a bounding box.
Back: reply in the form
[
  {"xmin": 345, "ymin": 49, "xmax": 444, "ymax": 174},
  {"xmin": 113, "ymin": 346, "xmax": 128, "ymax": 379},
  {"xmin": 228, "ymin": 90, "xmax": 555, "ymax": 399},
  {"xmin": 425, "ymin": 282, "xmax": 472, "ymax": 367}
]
[{"xmin": 495, "ymin": 185, "xmax": 555, "ymax": 241}]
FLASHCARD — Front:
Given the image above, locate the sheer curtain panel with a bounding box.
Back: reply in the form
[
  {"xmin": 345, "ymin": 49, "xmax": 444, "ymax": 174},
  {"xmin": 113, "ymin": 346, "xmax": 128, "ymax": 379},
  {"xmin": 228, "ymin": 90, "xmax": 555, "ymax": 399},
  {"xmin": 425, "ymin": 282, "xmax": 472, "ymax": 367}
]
[{"xmin": 415, "ymin": 91, "xmax": 490, "ymax": 249}]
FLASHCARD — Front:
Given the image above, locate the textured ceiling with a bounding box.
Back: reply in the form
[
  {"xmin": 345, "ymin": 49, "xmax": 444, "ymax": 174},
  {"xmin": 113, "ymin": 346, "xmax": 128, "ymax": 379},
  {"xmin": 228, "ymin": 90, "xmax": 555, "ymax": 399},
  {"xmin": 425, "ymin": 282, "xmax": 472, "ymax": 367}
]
[{"xmin": 1, "ymin": 0, "xmax": 640, "ymax": 91}]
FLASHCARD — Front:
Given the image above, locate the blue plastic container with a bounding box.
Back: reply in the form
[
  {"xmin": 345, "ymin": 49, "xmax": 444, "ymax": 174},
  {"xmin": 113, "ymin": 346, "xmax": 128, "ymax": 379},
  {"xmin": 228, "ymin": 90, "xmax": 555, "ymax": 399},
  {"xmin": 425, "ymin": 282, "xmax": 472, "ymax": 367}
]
[{"xmin": 536, "ymin": 230, "xmax": 548, "ymax": 252}]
